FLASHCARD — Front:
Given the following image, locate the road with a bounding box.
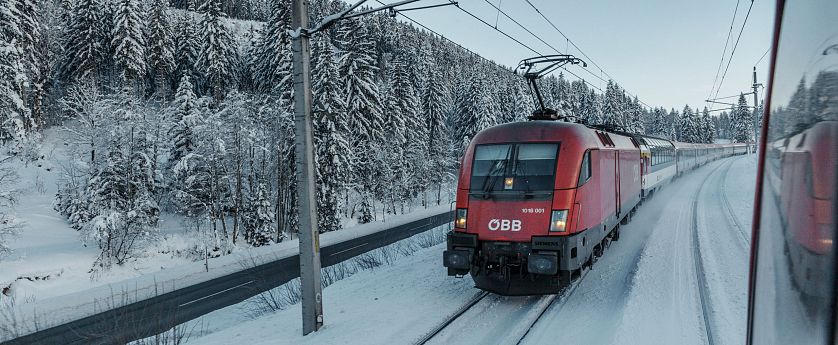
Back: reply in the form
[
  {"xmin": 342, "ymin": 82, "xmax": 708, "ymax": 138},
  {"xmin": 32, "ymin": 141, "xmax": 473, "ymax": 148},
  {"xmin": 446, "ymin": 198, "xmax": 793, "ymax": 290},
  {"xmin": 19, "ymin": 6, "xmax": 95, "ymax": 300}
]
[{"xmin": 2, "ymin": 210, "xmax": 453, "ymax": 345}]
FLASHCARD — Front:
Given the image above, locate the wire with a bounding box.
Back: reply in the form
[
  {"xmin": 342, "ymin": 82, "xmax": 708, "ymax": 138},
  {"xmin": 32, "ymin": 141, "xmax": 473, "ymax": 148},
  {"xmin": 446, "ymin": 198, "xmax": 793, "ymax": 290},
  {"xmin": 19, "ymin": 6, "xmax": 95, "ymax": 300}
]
[
  {"xmin": 713, "ymin": 0, "xmax": 755, "ymax": 103},
  {"xmin": 520, "ymin": 0, "xmax": 651, "ymax": 108},
  {"xmin": 448, "ymin": 1, "xmax": 540, "ymax": 55},
  {"xmin": 448, "ymin": 2, "xmax": 611, "ymax": 95},
  {"xmin": 373, "ymin": 0, "xmax": 515, "ymax": 76},
  {"xmin": 480, "ymin": 0, "xmax": 563, "ymax": 56},
  {"xmin": 754, "ymin": 46, "xmax": 770, "ymax": 66},
  {"xmin": 708, "ymin": 0, "xmax": 741, "ymax": 101}
]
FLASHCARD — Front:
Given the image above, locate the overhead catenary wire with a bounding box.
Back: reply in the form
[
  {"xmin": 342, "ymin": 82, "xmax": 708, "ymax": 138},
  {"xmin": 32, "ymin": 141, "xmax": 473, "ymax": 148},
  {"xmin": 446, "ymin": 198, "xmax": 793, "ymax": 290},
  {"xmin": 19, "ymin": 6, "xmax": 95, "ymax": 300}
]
[
  {"xmin": 708, "ymin": 0, "xmax": 741, "ymax": 102},
  {"xmin": 713, "ymin": 0, "xmax": 756, "ymax": 105},
  {"xmin": 520, "ymin": 0, "xmax": 651, "ymax": 108},
  {"xmin": 376, "ymin": 0, "xmax": 607, "ymax": 94},
  {"xmin": 754, "ymin": 46, "xmax": 770, "ymax": 66},
  {"xmin": 372, "ymin": 0, "xmax": 517, "ymax": 77},
  {"xmin": 448, "ymin": 1, "xmax": 608, "ymax": 94}
]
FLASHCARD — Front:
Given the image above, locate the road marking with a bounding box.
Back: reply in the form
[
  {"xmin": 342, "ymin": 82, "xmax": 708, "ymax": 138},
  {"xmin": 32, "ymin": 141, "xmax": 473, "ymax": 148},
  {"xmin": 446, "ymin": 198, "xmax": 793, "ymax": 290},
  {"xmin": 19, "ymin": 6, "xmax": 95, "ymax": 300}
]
[
  {"xmin": 179, "ymin": 280, "xmax": 254, "ymax": 307},
  {"xmin": 329, "ymin": 243, "xmax": 369, "ymax": 257}
]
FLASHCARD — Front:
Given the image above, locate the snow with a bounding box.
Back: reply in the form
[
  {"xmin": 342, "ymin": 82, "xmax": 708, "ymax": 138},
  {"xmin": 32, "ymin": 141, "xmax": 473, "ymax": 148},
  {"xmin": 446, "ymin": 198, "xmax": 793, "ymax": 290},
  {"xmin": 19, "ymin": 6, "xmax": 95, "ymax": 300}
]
[
  {"xmin": 190, "ymin": 242, "xmax": 476, "ymax": 345},
  {"xmin": 0, "ymin": 129, "xmax": 452, "ymax": 340},
  {"xmin": 188, "ymin": 155, "xmax": 758, "ymax": 345}
]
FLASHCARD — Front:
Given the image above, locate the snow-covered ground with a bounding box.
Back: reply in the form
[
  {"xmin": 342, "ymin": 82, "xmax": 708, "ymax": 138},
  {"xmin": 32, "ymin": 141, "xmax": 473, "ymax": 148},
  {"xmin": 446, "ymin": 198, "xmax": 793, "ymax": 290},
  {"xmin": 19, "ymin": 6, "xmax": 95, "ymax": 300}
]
[
  {"xmin": 185, "ymin": 154, "xmax": 757, "ymax": 345},
  {"xmin": 0, "ymin": 129, "xmax": 453, "ymax": 340}
]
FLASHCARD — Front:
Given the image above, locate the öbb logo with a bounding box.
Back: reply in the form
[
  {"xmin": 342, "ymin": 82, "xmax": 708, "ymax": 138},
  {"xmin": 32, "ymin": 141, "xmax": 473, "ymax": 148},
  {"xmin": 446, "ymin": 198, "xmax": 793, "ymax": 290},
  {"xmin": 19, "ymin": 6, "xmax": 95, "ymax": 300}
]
[{"xmin": 488, "ymin": 219, "xmax": 522, "ymax": 232}]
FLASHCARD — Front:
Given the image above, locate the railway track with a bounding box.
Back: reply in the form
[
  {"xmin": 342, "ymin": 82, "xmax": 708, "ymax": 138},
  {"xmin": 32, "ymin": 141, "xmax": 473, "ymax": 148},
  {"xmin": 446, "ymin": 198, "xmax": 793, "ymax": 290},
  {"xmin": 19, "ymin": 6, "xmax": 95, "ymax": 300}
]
[
  {"xmin": 691, "ymin": 159, "xmax": 732, "ymax": 345},
  {"xmin": 718, "ymin": 157, "xmax": 752, "ymax": 248},
  {"xmin": 414, "ymin": 269, "xmax": 590, "ymax": 345}
]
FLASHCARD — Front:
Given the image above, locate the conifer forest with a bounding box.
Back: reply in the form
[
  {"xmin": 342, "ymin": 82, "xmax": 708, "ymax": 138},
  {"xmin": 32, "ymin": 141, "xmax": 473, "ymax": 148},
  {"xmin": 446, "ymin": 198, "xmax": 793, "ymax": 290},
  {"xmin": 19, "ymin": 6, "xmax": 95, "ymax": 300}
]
[{"xmin": 0, "ymin": 0, "xmax": 760, "ymax": 267}]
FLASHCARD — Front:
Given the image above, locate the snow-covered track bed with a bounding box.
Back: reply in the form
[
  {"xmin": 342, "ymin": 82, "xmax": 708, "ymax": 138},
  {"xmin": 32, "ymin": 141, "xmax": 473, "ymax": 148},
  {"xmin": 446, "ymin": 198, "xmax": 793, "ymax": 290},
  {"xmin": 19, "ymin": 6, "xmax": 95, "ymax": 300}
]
[
  {"xmin": 693, "ymin": 156, "xmax": 752, "ymax": 344},
  {"xmin": 418, "ymin": 269, "xmax": 589, "ymax": 345},
  {"xmin": 691, "ymin": 161, "xmax": 728, "ymax": 345},
  {"xmin": 719, "ymin": 158, "xmax": 751, "ymax": 248}
]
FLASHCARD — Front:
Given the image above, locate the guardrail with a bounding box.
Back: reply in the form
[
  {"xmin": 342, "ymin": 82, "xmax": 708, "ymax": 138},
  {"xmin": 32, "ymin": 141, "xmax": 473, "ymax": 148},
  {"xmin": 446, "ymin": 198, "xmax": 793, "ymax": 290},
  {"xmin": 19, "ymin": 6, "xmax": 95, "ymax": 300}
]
[{"xmin": 3, "ymin": 210, "xmax": 453, "ymax": 345}]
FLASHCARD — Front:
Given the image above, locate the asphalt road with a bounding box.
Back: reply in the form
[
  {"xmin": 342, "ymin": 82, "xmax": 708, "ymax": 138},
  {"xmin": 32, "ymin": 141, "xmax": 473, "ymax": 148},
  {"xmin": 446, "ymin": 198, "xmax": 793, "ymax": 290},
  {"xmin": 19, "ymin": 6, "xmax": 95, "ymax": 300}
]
[{"xmin": 3, "ymin": 210, "xmax": 453, "ymax": 345}]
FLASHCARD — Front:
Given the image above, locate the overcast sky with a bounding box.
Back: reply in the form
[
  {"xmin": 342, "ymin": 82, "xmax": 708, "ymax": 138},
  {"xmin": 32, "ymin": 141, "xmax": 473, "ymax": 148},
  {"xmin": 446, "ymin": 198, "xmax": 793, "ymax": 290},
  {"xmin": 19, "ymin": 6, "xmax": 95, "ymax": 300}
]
[{"xmin": 388, "ymin": 0, "xmax": 776, "ymax": 111}]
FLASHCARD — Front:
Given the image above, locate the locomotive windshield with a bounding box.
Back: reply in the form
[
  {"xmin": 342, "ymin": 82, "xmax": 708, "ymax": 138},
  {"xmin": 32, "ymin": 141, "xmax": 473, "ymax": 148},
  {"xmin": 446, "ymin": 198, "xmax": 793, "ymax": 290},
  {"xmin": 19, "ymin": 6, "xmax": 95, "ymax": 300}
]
[{"xmin": 470, "ymin": 143, "xmax": 559, "ymax": 196}]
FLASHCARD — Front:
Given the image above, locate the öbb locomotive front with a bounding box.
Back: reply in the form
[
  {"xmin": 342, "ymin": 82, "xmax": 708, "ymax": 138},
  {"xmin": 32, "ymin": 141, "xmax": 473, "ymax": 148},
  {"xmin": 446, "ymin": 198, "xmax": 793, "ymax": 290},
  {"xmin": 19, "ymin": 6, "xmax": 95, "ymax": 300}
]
[{"xmin": 443, "ymin": 121, "xmax": 642, "ymax": 295}]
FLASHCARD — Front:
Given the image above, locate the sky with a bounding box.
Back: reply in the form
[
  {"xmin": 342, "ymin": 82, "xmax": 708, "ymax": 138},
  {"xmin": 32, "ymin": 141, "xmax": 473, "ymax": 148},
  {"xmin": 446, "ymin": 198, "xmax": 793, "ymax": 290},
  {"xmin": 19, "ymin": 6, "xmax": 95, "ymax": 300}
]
[{"xmin": 385, "ymin": 0, "xmax": 776, "ymax": 111}]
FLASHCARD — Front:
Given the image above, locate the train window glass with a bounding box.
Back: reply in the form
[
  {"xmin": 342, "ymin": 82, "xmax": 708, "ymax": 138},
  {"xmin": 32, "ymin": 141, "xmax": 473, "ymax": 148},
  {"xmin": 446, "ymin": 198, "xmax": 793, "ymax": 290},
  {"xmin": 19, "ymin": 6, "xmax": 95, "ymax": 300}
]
[
  {"xmin": 750, "ymin": 1, "xmax": 838, "ymax": 344},
  {"xmin": 470, "ymin": 144, "xmax": 512, "ymax": 190},
  {"xmin": 577, "ymin": 151, "xmax": 591, "ymax": 186},
  {"xmin": 470, "ymin": 143, "xmax": 559, "ymax": 192},
  {"xmin": 513, "ymin": 144, "xmax": 559, "ymax": 190}
]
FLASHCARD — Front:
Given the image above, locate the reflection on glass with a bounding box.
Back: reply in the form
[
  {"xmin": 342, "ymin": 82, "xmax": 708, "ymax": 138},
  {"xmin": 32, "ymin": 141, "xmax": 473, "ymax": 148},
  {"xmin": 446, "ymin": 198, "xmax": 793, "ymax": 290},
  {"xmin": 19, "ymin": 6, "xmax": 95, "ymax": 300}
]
[{"xmin": 750, "ymin": 1, "xmax": 838, "ymax": 344}]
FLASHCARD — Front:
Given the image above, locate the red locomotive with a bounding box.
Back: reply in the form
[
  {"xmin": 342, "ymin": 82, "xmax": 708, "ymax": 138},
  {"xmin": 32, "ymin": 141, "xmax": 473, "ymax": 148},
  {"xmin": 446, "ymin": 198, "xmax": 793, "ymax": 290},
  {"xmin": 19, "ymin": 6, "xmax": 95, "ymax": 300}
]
[{"xmin": 443, "ymin": 118, "xmax": 746, "ymax": 295}]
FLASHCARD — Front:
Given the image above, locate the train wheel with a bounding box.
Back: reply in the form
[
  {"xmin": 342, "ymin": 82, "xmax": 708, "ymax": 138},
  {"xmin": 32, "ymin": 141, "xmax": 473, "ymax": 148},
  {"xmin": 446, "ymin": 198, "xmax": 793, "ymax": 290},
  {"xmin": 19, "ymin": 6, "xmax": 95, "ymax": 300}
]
[
  {"xmin": 612, "ymin": 226, "xmax": 621, "ymax": 241},
  {"xmin": 620, "ymin": 212, "xmax": 631, "ymax": 225}
]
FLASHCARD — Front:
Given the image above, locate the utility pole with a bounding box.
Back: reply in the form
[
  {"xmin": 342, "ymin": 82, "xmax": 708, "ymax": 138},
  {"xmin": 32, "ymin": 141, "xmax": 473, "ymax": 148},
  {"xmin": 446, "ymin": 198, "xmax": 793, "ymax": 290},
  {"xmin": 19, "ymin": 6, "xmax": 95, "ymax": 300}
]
[
  {"xmin": 751, "ymin": 66, "xmax": 761, "ymax": 151},
  {"xmin": 286, "ymin": 0, "xmax": 454, "ymax": 335},
  {"xmin": 290, "ymin": 0, "xmax": 323, "ymax": 335}
]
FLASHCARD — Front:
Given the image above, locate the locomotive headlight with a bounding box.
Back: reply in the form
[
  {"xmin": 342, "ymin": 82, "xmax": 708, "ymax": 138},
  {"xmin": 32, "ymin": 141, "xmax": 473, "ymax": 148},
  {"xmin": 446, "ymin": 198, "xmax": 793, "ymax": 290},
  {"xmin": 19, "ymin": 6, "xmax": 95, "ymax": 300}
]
[
  {"xmin": 455, "ymin": 208, "xmax": 467, "ymax": 229},
  {"xmin": 549, "ymin": 210, "xmax": 568, "ymax": 232},
  {"xmin": 504, "ymin": 177, "xmax": 514, "ymax": 190}
]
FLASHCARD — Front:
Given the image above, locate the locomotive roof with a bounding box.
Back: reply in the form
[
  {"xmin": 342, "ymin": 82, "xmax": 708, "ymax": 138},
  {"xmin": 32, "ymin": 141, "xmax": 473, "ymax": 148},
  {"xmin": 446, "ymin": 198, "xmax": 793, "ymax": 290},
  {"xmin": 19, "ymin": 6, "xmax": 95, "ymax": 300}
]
[{"xmin": 471, "ymin": 120, "xmax": 636, "ymax": 150}]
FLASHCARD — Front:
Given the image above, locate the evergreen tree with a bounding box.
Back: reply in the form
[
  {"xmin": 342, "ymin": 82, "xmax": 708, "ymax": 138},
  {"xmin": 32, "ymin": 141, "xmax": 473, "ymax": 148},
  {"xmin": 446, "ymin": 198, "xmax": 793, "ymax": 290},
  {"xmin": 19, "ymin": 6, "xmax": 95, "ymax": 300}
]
[
  {"xmin": 0, "ymin": 0, "xmax": 28, "ymax": 144},
  {"xmin": 424, "ymin": 69, "xmax": 450, "ymax": 205},
  {"xmin": 732, "ymin": 93, "xmax": 753, "ymax": 142},
  {"xmin": 701, "ymin": 107, "xmax": 715, "ymax": 143},
  {"xmin": 338, "ymin": 18, "xmax": 384, "ymax": 145},
  {"xmin": 169, "ymin": 75, "xmax": 200, "ymax": 166},
  {"xmin": 112, "ymin": 0, "xmax": 146, "ymax": 85},
  {"xmin": 174, "ymin": 13, "xmax": 198, "ymax": 83},
  {"xmin": 244, "ymin": 183, "xmax": 273, "ymax": 246},
  {"xmin": 61, "ymin": 0, "xmax": 107, "ymax": 81},
  {"xmin": 197, "ymin": 0, "xmax": 236, "ymax": 99},
  {"xmin": 311, "ymin": 35, "xmax": 346, "ymax": 233},
  {"xmin": 251, "ymin": 0, "xmax": 291, "ymax": 94},
  {"xmin": 147, "ymin": 0, "xmax": 175, "ymax": 97},
  {"xmin": 602, "ymin": 80, "xmax": 623, "ymax": 130}
]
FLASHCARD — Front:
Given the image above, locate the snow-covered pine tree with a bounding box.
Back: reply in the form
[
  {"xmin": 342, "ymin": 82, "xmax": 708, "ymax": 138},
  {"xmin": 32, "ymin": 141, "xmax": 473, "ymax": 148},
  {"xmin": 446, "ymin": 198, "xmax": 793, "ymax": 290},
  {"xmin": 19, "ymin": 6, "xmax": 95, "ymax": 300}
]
[
  {"xmin": 337, "ymin": 18, "xmax": 384, "ymax": 222},
  {"xmin": 587, "ymin": 89, "xmax": 603, "ymax": 125},
  {"xmin": 424, "ymin": 68, "xmax": 451, "ymax": 205},
  {"xmin": 147, "ymin": 0, "xmax": 175, "ymax": 98},
  {"xmin": 13, "ymin": 0, "xmax": 42, "ymax": 131},
  {"xmin": 112, "ymin": 0, "xmax": 146, "ymax": 88},
  {"xmin": 197, "ymin": 0, "xmax": 237, "ymax": 99},
  {"xmin": 83, "ymin": 141, "xmax": 159, "ymax": 267},
  {"xmin": 732, "ymin": 93, "xmax": 753, "ymax": 143},
  {"xmin": 338, "ymin": 18, "xmax": 384, "ymax": 145},
  {"xmin": 681, "ymin": 105, "xmax": 697, "ymax": 142},
  {"xmin": 0, "ymin": 0, "xmax": 28, "ymax": 145},
  {"xmin": 169, "ymin": 75, "xmax": 200, "ymax": 167},
  {"xmin": 174, "ymin": 12, "xmax": 199, "ymax": 83},
  {"xmin": 701, "ymin": 107, "xmax": 715, "ymax": 143},
  {"xmin": 244, "ymin": 182, "xmax": 273, "ymax": 246},
  {"xmin": 602, "ymin": 80, "xmax": 623, "ymax": 130},
  {"xmin": 251, "ymin": 0, "xmax": 290, "ymax": 94},
  {"xmin": 391, "ymin": 53, "xmax": 425, "ymax": 207},
  {"xmin": 0, "ymin": 157, "xmax": 21, "ymax": 259},
  {"xmin": 61, "ymin": 0, "xmax": 107, "ymax": 81},
  {"xmin": 311, "ymin": 34, "xmax": 346, "ymax": 233}
]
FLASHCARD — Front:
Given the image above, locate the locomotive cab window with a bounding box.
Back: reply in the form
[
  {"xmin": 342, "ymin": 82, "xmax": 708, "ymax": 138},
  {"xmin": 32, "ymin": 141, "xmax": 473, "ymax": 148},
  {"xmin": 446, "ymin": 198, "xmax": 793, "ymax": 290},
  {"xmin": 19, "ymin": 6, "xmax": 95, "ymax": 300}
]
[{"xmin": 470, "ymin": 143, "xmax": 559, "ymax": 193}]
